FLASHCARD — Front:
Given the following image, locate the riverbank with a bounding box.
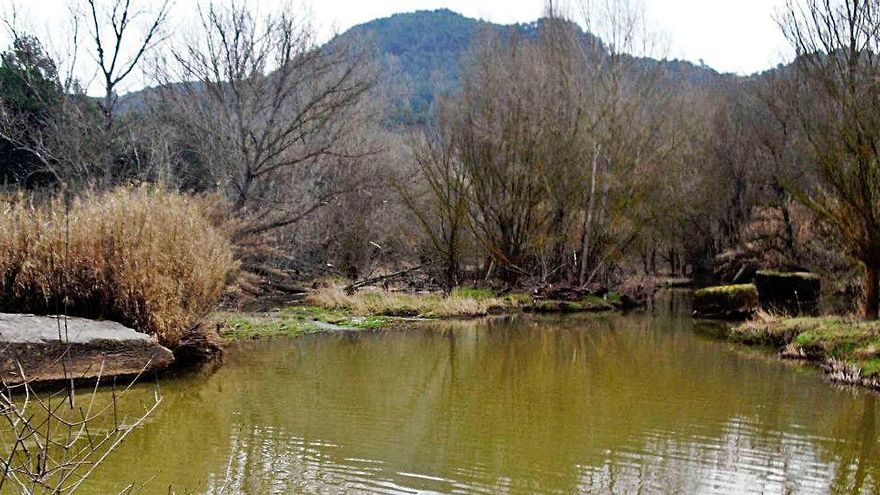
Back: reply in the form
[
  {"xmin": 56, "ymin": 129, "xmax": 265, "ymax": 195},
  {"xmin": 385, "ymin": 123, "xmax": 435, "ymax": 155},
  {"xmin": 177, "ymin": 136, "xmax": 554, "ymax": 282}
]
[
  {"xmin": 218, "ymin": 287, "xmax": 626, "ymax": 341},
  {"xmin": 727, "ymin": 314, "xmax": 880, "ymax": 389}
]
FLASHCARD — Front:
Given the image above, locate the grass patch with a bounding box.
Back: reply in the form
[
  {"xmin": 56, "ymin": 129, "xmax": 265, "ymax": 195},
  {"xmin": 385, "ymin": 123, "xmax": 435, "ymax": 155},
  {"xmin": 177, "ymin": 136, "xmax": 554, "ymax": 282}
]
[
  {"xmin": 278, "ymin": 306, "xmax": 395, "ymax": 329},
  {"xmin": 857, "ymin": 358, "xmax": 880, "ymax": 377},
  {"xmin": 450, "ymin": 287, "xmax": 495, "ymax": 300},
  {"xmin": 306, "ymin": 286, "xmax": 622, "ymax": 319},
  {"xmin": 732, "ymin": 315, "xmax": 880, "ymax": 378},
  {"xmin": 222, "ymin": 316, "xmax": 317, "ymax": 340},
  {"xmin": 220, "ymin": 306, "xmax": 397, "ymax": 341},
  {"xmin": 222, "ymin": 286, "xmax": 624, "ymax": 342},
  {"xmin": 304, "ymin": 287, "xmax": 527, "ymax": 318}
]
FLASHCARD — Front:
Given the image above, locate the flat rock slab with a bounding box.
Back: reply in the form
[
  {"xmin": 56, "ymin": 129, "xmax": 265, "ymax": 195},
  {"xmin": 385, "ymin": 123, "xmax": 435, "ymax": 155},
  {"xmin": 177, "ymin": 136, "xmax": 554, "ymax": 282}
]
[{"xmin": 0, "ymin": 314, "xmax": 174, "ymax": 386}]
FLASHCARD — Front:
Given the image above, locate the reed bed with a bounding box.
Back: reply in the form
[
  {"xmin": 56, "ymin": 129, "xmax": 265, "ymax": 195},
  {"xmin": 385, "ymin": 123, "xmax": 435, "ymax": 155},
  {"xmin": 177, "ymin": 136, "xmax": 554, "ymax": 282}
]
[{"xmin": 0, "ymin": 186, "xmax": 237, "ymax": 346}]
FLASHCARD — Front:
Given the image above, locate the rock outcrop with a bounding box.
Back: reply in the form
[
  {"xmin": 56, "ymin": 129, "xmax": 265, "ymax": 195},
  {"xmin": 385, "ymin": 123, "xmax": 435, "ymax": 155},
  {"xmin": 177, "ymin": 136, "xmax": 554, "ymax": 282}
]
[{"xmin": 0, "ymin": 313, "xmax": 174, "ymax": 385}]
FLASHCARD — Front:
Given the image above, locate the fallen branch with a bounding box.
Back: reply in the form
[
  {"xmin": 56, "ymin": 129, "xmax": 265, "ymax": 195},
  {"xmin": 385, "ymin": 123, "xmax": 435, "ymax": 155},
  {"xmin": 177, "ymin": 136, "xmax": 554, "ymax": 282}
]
[{"xmin": 345, "ymin": 265, "xmax": 426, "ymax": 294}]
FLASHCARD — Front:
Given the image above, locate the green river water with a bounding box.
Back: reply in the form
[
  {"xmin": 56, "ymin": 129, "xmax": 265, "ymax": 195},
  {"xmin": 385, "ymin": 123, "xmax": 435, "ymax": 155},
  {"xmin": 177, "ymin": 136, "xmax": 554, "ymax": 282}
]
[{"xmin": 69, "ymin": 295, "xmax": 880, "ymax": 494}]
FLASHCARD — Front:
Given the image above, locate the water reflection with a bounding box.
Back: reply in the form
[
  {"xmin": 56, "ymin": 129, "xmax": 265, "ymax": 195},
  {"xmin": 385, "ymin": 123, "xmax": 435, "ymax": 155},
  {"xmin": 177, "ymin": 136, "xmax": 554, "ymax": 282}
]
[{"xmin": 76, "ymin": 309, "xmax": 880, "ymax": 494}]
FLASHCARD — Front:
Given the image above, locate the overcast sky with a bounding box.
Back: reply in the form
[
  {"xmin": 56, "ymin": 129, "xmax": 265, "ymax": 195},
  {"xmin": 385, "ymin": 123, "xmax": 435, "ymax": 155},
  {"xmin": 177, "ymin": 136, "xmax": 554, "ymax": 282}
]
[
  {"xmin": 1, "ymin": 0, "xmax": 793, "ymax": 94},
  {"xmin": 310, "ymin": 0, "xmax": 792, "ymax": 73}
]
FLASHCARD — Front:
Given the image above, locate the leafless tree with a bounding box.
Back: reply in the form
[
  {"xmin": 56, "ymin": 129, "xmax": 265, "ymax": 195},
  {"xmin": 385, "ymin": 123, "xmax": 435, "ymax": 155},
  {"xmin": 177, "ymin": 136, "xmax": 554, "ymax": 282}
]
[
  {"xmin": 778, "ymin": 0, "xmax": 880, "ymax": 318},
  {"xmin": 398, "ymin": 128, "xmax": 471, "ymax": 290},
  {"xmin": 573, "ymin": 0, "xmax": 670, "ymax": 285},
  {"xmin": 81, "ymin": 0, "xmax": 169, "ymax": 186},
  {"xmin": 153, "ymin": 1, "xmax": 375, "ymax": 238}
]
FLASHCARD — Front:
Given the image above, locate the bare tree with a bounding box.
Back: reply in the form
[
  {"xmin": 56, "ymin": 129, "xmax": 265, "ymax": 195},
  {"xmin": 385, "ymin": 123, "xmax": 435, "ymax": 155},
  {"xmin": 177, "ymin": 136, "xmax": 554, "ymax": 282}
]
[
  {"xmin": 0, "ymin": 365, "xmax": 160, "ymax": 494},
  {"xmin": 0, "ymin": 17, "xmax": 99, "ymax": 185},
  {"xmin": 397, "ymin": 129, "xmax": 471, "ymax": 290},
  {"xmin": 154, "ymin": 1, "xmax": 375, "ymax": 237},
  {"xmin": 573, "ymin": 0, "xmax": 670, "ymax": 286},
  {"xmin": 778, "ymin": 0, "xmax": 880, "ymax": 318},
  {"xmin": 82, "ymin": 0, "xmax": 169, "ymax": 186},
  {"xmin": 443, "ymin": 29, "xmax": 557, "ymax": 284}
]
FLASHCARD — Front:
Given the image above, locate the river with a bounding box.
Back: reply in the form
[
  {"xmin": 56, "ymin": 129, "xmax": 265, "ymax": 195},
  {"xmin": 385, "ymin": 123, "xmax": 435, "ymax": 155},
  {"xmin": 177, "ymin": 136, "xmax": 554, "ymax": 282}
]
[{"xmin": 79, "ymin": 295, "xmax": 880, "ymax": 494}]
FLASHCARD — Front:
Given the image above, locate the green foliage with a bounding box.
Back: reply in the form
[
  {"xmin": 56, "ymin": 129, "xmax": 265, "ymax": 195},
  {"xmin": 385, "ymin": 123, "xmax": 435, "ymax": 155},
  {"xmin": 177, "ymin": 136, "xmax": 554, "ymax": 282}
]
[
  {"xmin": 450, "ymin": 287, "xmax": 495, "ymax": 299},
  {"xmin": 339, "ymin": 9, "xmax": 485, "ymax": 124},
  {"xmin": 332, "ymin": 9, "xmax": 716, "ymax": 128},
  {"xmin": 0, "ymin": 35, "xmax": 65, "ymax": 184},
  {"xmin": 0, "ymin": 35, "xmax": 62, "ymax": 116}
]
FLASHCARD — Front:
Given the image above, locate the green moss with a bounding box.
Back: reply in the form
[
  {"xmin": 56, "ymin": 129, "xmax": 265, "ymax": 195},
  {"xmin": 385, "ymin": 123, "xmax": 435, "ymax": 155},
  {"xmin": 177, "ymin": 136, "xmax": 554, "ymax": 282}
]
[
  {"xmin": 604, "ymin": 292, "xmax": 623, "ymax": 305},
  {"xmin": 222, "ymin": 317, "xmax": 319, "ymax": 340},
  {"xmin": 755, "ymin": 270, "xmax": 820, "ymax": 281},
  {"xmin": 858, "ymin": 358, "xmax": 880, "ymax": 377},
  {"xmin": 450, "ymin": 287, "xmax": 495, "ymax": 300},
  {"xmin": 334, "ymin": 315, "xmax": 396, "ymax": 329},
  {"xmin": 693, "ymin": 284, "xmax": 759, "ymax": 319},
  {"xmin": 222, "ymin": 306, "xmax": 398, "ymax": 341},
  {"xmin": 694, "ymin": 284, "xmax": 757, "ymax": 296}
]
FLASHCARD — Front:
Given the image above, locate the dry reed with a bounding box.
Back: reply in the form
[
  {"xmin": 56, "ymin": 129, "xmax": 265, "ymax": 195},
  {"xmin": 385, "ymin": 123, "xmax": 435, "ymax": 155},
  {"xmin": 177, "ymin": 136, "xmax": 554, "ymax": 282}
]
[{"xmin": 0, "ymin": 186, "xmax": 237, "ymax": 346}]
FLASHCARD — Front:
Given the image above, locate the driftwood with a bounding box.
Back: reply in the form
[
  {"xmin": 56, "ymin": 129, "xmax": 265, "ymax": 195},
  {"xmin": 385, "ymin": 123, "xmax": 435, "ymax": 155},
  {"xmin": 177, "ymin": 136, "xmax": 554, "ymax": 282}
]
[{"xmin": 345, "ymin": 265, "xmax": 426, "ymax": 294}]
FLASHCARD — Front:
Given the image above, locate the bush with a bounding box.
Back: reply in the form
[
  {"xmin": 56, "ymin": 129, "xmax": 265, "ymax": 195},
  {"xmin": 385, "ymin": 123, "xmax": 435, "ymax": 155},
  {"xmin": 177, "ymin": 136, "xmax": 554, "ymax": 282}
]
[{"xmin": 0, "ymin": 186, "xmax": 237, "ymax": 346}]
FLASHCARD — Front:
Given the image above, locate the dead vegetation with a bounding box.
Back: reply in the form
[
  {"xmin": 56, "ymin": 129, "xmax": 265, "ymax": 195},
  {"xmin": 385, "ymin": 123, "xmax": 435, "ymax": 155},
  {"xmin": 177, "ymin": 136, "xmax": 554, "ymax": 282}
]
[{"xmin": 0, "ymin": 186, "xmax": 237, "ymax": 346}]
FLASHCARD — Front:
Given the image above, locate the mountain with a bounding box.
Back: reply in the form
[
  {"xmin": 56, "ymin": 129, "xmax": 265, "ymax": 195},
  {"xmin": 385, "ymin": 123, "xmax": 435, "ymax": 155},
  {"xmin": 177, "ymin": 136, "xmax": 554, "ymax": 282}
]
[
  {"xmin": 328, "ymin": 9, "xmax": 722, "ymax": 125},
  {"xmin": 119, "ymin": 9, "xmax": 724, "ymax": 125},
  {"xmin": 336, "ymin": 9, "xmax": 482, "ymax": 120}
]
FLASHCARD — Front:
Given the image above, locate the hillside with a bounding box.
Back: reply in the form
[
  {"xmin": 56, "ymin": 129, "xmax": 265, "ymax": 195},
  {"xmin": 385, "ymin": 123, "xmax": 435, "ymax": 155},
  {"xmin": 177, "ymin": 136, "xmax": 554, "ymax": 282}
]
[
  {"xmin": 330, "ymin": 9, "xmax": 721, "ymax": 125},
  {"xmin": 118, "ymin": 9, "xmax": 724, "ymax": 125}
]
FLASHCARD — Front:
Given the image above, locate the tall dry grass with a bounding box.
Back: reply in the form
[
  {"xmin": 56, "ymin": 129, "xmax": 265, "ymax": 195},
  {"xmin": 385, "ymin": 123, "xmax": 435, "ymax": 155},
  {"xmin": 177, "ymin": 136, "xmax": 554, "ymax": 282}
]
[{"xmin": 0, "ymin": 186, "xmax": 237, "ymax": 346}]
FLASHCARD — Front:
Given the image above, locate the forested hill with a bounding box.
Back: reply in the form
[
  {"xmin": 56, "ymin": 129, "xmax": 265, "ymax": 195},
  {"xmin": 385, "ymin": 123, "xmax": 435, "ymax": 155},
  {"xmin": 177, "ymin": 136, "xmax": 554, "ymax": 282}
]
[
  {"xmin": 329, "ymin": 9, "xmax": 722, "ymax": 125},
  {"xmin": 336, "ymin": 9, "xmax": 484, "ymax": 120}
]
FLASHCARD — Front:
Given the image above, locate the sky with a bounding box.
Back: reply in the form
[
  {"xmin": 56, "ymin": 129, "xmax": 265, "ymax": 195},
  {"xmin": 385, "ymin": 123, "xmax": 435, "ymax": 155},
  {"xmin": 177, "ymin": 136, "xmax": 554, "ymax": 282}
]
[
  {"xmin": 0, "ymin": 0, "xmax": 794, "ymax": 94},
  {"xmin": 309, "ymin": 0, "xmax": 793, "ymax": 74}
]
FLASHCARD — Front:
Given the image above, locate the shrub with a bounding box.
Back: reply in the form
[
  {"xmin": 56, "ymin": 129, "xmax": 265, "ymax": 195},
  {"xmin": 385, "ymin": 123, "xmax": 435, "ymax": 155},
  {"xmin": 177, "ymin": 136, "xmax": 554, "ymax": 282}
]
[{"xmin": 0, "ymin": 186, "xmax": 237, "ymax": 346}]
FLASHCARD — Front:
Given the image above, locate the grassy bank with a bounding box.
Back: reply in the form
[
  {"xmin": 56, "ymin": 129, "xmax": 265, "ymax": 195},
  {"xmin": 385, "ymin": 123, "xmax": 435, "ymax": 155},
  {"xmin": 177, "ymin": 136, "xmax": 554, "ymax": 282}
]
[
  {"xmin": 730, "ymin": 315, "xmax": 880, "ymax": 388},
  {"xmin": 219, "ymin": 306, "xmax": 398, "ymax": 340},
  {"xmin": 220, "ymin": 286, "xmax": 623, "ymax": 341},
  {"xmin": 305, "ymin": 287, "xmax": 530, "ymax": 317}
]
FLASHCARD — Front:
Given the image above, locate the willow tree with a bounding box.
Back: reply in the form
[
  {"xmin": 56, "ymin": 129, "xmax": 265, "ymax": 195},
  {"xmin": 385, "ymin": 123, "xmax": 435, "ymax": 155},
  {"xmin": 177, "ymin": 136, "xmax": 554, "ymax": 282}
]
[
  {"xmin": 573, "ymin": 0, "xmax": 671, "ymax": 285},
  {"xmin": 779, "ymin": 0, "xmax": 880, "ymax": 318},
  {"xmin": 440, "ymin": 25, "xmax": 586, "ymax": 284}
]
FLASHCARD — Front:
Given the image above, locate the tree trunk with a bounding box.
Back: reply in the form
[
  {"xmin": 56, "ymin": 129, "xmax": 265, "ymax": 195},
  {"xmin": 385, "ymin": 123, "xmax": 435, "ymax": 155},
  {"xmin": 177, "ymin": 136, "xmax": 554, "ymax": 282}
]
[
  {"xmin": 866, "ymin": 263, "xmax": 880, "ymax": 320},
  {"xmin": 102, "ymin": 91, "xmax": 114, "ymax": 188},
  {"xmin": 578, "ymin": 145, "xmax": 601, "ymax": 286}
]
